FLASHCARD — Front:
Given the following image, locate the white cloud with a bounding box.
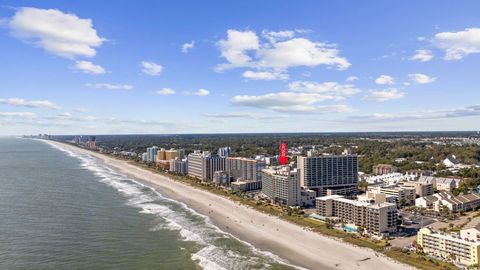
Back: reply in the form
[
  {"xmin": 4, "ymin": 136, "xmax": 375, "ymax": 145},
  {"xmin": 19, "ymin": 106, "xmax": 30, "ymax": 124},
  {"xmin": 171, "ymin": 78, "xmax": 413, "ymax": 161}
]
[
  {"xmin": 375, "ymin": 75, "xmax": 395, "ymax": 85},
  {"xmin": 231, "ymin": 92, "xmax": 353, "ymax": 114},
  {"xmin": 410, "ymin": 49, "xmax": 433, "ymax": 62},
  {"xmin": 215, "ymin": 29, "xmax": 350, "ymax": 75},
  {"xmin": 216, "ymin": 30, "xmax": 259, "ymax": 70},
  {"xmin": 0, "ymin": 97, "xmax": 59, "ymax": 109},
  {"xmin": 85, "ymin": 83, "xmax": 133, "ymax": 90},
  {"xmin": 181, "ymin": 40, "xmax": 195, "ymax": 53},
  {"xmin": 156, "ymin": 88, "xmax": 176, "ymax": 95},
  {"xmin": 262, "ymin": 30, "xmax": 295, "ymax": 43},
  {"xmin": 0, "ymin": 111, "xmax": 37, "ymax": 119},
  {"xmin": 363, "ymin": 88, "xmax": 405, "ymax": 102},
  {"xmin": 194, "ymin": 89, "xmax": 210, "ymax": 96},
  {"xmin": 75, "ymin": 61, "xmax": 105, "ymax": 74},
  {"xmin": 7, "ymin": 7, "xmax": 104, "ymax": 58},
  {"xmin": 232, "ymin": 79, "xmax": 359, "ymax": 114},
  {"xmin": 257, "ymin": 38, "xmax": 350, "ymax": 70},
  {"xmin": 408, "ymin": 73, "xmax": 436, "ymax": 84},
  {"xmin": 242, "ymin": 70, "xmax": 288, "ymax": 80},
  {"xmin": 141, "ymin": 61, "xmax": 163, "ymax": 76},
  {"xmin": 288, "ymin": 81, "xmax": 359, "ymax": 99},
  {"xmin": 433, "ymin": 28, "xmax": 480, "ymax": 60},
  {"xmin": 346, "ymin": 76, "xmax": 358, "ymax": 82}
]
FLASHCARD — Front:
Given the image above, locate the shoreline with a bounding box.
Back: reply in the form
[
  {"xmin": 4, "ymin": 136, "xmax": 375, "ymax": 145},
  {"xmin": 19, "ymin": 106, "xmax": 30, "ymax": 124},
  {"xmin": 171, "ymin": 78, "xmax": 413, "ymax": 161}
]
[{"xmin": 49, "ymin": 140, "xmax": 412, "ymax": 270}]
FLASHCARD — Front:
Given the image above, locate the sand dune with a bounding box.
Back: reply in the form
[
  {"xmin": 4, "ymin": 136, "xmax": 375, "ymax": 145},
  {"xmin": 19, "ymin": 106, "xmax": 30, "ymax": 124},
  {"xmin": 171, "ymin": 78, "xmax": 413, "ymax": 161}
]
[{"xmin": 52, "ymin": 141, "xmax": 412, "ymax": 270}]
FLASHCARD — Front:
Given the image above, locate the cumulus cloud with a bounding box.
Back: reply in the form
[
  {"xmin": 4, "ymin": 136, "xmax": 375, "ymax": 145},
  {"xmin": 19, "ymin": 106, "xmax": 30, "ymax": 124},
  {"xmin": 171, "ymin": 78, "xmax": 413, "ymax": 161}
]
[
  {"xmin": 242, "ymin": 70, "xmax": 288, "ymax": 80},
  {"xmin": 408, "ymin": 73, "xmax": 436, "ymax": 84},
  {"xmin": 194, "ymin": 89, "xmax": 210, "ymax": 96},
  {"xmin": 74, "ymin": 60, "xmax": 106, "ymax": 74},
  {"xmin": 257, "ymin": 38, "xmax": 350, "ymax": 70},
  {"xmin": 346, "ymin": 76, "xmax": 358, "ymax": 82},
  {"xmin": 156, "ymin": 88, "xmax": 176, "ymax": 95},
  {"xmin": 433, "ymin": 28, "xmax": 480, "ymax": 60},
  {"xmin": 85, "ymin": 83, "xmax": 133, "ymax": 90},
  {"xmin": 216, "ymin": 30, "xmax": 260, "ymax": 70},
  {"xmin": 410, "ymin": 49, "xmax": 433, "ymax": 62},
  {"xmin": 0, "ymin": 111, "xmax": 37, "ymax": 119},
  {"xmin": 141, "ymin": 61, "xmax": 163, "ymax": 76},
  {"xmin": 348, "ymin": 105, "xmax": 480, "ymax": 122},
  {"xmin": 181, "ymin": 40, "xmax": 195, "ymax": 53},
  {"xmin": 375, "ymin": 75, "xmax": 395, "ymax": 85},
  {"xmin": 0, "ymin": 97, "xmax": 59, "ymax": 109},
  {"xmin": 215, "ymin": 29, "xmax": 350, "ymax": 77},
  {"xmin": 363, "ymin": 88, "xmax": 405, "ymax": 102},
  {"xmin": 7, "ymin": 7, "xmax": 104, "ymax": 58}
]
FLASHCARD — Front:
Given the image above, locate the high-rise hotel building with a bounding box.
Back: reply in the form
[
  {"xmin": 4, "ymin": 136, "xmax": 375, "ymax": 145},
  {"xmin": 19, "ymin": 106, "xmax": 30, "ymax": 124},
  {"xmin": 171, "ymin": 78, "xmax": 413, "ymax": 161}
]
[
  {"xmin": 262, "ymin": 166, "xmax": 300, "ymax": 206},
  {"xmin": 225, "ymin": 157, "xmax": 265, "ymax": 181},
  {"xmin": 187, "ymin": 151, "xmax": 225, "ymax": 181},
  {"xmin": 297, "ymin": 154, "xmax": 358, "ymax": 197}
]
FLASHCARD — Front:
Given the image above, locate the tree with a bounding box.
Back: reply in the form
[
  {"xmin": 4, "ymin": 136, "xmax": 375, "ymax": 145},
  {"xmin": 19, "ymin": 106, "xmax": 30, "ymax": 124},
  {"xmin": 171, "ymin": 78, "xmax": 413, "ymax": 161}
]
[{"xmin": 358, "ymin": 180, "xmax": 369, "ymax": 191}]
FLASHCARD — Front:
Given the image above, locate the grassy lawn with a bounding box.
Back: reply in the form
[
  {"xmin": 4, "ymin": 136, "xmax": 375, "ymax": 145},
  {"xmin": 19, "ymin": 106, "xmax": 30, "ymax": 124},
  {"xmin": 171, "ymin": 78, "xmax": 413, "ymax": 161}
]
[{"xmin": 385, "ymin": 248, "xmax": 458, "ymax": 270}]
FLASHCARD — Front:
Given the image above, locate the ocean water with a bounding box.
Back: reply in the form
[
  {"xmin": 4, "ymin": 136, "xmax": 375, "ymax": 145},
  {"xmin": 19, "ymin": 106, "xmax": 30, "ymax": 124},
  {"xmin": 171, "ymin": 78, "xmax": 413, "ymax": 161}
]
[{"xmin": 0, "ymin": 138, "xmax": 295, "ymax": 270}]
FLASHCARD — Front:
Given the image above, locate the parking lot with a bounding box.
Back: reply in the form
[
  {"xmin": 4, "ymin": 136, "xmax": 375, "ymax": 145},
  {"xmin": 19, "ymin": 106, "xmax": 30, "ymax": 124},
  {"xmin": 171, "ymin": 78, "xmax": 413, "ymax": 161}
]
[{"xmin": 399, "ymin": 210, "xmax": 438, "ymax": 234}]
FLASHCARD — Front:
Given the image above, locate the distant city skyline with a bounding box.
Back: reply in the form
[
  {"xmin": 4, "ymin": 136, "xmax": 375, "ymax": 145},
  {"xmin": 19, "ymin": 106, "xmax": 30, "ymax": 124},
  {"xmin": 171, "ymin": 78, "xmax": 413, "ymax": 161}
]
[{"xmin": 1, "ymin": 1, "xmax": 480, "ymax": 135}]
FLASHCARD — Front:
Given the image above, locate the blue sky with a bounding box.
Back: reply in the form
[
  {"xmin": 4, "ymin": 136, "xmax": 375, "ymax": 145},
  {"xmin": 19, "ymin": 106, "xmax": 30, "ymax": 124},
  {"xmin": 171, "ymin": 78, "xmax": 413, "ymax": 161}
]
[{"xmin": 1, "ymin": 0, "xmax": 480, "ymax": 135}]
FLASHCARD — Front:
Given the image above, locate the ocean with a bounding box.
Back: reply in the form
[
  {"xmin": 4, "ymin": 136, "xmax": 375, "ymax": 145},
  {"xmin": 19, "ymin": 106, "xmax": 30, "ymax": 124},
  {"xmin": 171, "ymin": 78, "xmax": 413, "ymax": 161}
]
[{"xmin": 0, "ymin": 138, "xmax": 294, "ymax": 270}]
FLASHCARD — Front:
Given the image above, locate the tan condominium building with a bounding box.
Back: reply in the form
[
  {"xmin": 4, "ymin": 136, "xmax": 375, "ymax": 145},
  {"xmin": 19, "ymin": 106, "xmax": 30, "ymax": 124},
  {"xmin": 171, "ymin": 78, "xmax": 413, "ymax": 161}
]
[
  {"xmin": 225, "ymin": 157, "xmax": 265, "ymax": 181},
  {"xmin": 165, "ymin": 149, "xmax": 185, "ymax": 160},
  {"xmin": 157, "ymin": 148, "xmax": 185, "ymax": 161},
  {"xmin": 417, "ymin": 227, "xmax": 480, "ymax": 266},
  {"xmin": 373, "ymin": 164, "xmax": 397, "ymax": 175},
  {"xmin": 401, "ymin": 181, "xmax": 433, "ymax": 197},
  {"xmin": 316, "ymin": 195, "xmax": 397, "ymax": 235},
  {"xmin": 367, "ymin": 185, "xmax": 416, "ymax": 207},
  {"xmin": 156, "ymin": 148, "xmax": 166, "ymax": 161},
  {"xmin": 262, "ymin": 166, "xmax": 300, "ymax": 206},
  {"xmin": 417, "ymin": 176, "xmax": 459, "ymax": 192}
]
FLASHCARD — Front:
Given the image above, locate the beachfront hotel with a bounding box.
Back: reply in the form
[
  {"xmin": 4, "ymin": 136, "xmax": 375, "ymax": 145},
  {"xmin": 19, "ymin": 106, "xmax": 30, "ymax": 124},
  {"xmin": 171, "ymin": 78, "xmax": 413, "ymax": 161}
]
[
  {"xmin": 187, "ymin": 150, "xmax": 226, "ymax": 181},
  {"xmin": 225, "ymin": 157, "xmax": 265, "ymax": 182},
  {"xmin": 417, "ymin": 226, "xmax": 480, "ymax": 266},
  {"xmin": 297, "ymin": 154, "xmax": 358, "ymax": 197},
  {"xmin": 316, "ymin": 195, "xmax": 397, "ymax": 235},
  {"xmin": 262, "ymin": 166, "xmax": 300, "ymax": 206}
]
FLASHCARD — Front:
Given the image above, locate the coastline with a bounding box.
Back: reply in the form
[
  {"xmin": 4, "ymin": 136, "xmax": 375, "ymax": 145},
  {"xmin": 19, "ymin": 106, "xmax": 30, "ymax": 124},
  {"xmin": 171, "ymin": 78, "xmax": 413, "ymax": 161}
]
[{"xmin": 49, "ymin": 140, "xmax": 412, "ymax": 270}]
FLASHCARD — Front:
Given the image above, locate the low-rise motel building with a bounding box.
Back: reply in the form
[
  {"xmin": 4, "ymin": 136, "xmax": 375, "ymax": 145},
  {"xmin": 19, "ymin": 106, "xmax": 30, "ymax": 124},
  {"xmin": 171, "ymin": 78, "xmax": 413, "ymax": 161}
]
[
  {"xmin": 417, "ymin": 226, "xmax": 480, "ymax": 266},
  {"xmin": 316, "ymin": 194, "xmax": 397, "ymax": 235}
]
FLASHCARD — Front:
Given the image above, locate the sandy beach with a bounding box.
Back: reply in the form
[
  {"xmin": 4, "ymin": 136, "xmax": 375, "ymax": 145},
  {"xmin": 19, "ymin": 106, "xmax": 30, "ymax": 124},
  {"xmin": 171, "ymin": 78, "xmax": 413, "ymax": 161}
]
[{"xmin": 51, "ymin": 141, "xmax": 412, "ymax": 270}]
